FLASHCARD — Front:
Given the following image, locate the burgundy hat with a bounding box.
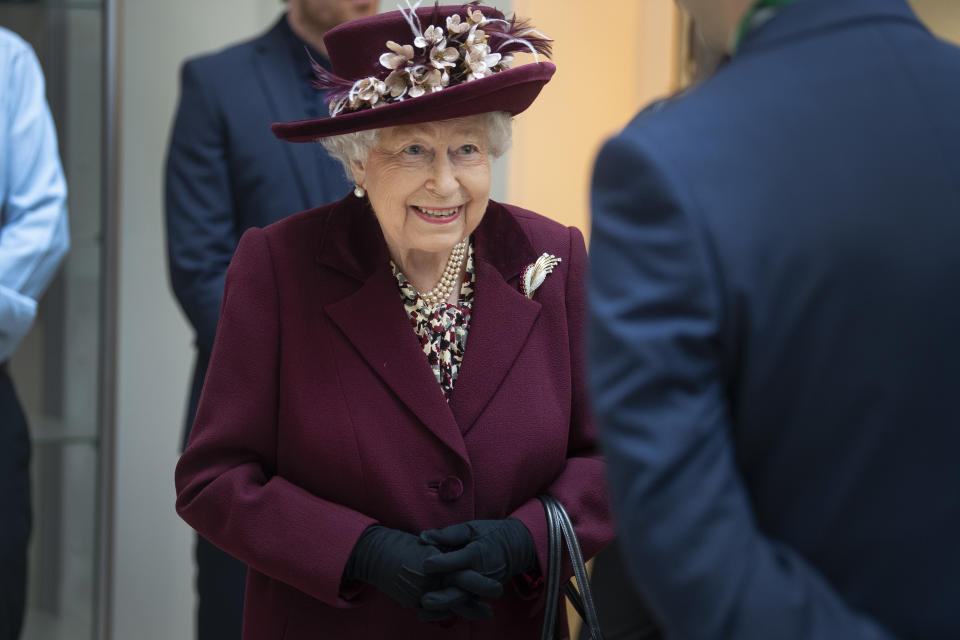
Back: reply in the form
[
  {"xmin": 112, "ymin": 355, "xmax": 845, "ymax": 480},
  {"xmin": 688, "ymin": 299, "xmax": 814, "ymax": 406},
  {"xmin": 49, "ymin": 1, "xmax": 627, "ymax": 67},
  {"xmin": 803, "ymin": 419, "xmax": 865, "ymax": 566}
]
[{"xmin": 270, "ymin": 3, "xmax": 555, "ymax": 142}]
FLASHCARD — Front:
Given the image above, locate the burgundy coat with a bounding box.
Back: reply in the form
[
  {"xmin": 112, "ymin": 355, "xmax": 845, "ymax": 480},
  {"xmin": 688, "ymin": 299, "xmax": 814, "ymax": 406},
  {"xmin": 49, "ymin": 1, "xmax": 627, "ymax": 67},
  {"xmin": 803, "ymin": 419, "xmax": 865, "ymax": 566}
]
[{"xmin": 174, "ymin": 194, "xmax": 613, "ymax": 639}]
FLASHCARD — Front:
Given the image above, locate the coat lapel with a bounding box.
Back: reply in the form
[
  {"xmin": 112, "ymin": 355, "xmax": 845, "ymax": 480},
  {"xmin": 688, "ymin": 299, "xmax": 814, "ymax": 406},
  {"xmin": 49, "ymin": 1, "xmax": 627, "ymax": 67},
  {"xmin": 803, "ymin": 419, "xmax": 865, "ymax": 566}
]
[
  {"xmin": 252, "ymin": 17, "xmax": 324, "ymax": 210},
  {"xmin": 325, "ymin": 267, "xmax": 470, "ymax": 462},
  {"xmin": 449, "ymin": 203, "xmax": 541, "ymax": 433},
  {"xmin": 318, "ymin": 198, "xmax": 469, "ymax": 462},
  {"xmin": 316, "ymin": 198, "xmax": 542, "ymax": 454}
]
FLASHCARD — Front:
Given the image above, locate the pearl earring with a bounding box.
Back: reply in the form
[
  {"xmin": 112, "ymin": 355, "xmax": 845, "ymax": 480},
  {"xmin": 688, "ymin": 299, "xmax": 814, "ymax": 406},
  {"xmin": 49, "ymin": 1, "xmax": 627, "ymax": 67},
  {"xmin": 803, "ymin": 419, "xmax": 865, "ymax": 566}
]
[{"xmin": 354, "ymin": 185, "xmax": 366, "ymax": 198}]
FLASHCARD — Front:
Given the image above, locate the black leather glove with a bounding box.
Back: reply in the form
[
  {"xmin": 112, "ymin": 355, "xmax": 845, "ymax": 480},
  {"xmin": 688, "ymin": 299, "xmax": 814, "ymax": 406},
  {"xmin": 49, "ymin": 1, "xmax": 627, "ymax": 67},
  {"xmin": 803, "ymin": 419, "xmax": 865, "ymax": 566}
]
[
  {"xmin": 420, "ymin": 518, "xmax": 537, "ymax": 597},
  {"xmin": 345, "ymin": 525, "xmax": 440, "ymax": 610},
  {"xmin": 418, "ymin": 587, "xmax": 494, "ymax": 621},
  {"xmin": 345, "ymin": 525, "xmax": 492, "ymax": 620}
]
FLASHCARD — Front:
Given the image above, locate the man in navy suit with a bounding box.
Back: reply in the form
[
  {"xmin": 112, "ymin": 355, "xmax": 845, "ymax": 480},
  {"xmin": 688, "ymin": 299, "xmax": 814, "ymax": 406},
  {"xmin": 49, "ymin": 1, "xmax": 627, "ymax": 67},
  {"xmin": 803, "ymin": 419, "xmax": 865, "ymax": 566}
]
[
  {"xmin": 588, "ymin": 0, "xmax": 960, "ymax": 638},
  {"xmin": 164, "ymin": 0, "xmax": 375, "ymax": 637}
]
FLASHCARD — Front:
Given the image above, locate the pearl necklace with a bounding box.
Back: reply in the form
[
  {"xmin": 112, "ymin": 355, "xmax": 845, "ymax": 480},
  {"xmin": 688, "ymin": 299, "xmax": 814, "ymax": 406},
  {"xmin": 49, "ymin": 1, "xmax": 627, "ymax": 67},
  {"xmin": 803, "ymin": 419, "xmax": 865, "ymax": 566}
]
[{"xmin": 420, "ymin": 239, "xmax": 467, "ymax": 306}]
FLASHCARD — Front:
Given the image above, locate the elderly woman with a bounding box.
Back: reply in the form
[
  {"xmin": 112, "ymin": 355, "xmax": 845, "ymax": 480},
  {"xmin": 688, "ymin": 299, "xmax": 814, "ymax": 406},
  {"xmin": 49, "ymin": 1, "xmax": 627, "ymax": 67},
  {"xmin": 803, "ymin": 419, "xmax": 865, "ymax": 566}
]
[{"xmin": 174, "ymin": 4, "xmax": 612, "ymax": 638}]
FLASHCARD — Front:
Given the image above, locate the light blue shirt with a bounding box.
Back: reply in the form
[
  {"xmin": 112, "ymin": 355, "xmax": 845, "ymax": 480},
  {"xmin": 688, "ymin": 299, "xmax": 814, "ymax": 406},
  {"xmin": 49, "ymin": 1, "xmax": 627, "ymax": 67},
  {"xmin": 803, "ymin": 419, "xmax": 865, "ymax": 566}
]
[{"xmin": 0, "ymin": 27, "xmax": 69, "ymax": 363}]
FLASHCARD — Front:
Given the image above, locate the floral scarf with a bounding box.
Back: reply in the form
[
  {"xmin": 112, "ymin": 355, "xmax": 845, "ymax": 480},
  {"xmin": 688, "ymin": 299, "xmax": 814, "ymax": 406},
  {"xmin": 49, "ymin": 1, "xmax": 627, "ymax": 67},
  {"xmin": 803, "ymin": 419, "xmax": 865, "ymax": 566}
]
[{"xmin": 392, "ymin": 242, "xmax": 475, "ymax": 401}]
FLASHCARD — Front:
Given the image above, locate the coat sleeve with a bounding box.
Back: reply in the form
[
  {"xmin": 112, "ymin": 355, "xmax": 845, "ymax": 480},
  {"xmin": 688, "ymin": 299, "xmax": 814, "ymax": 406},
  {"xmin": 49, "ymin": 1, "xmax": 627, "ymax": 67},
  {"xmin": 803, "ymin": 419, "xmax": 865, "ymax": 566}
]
[
  {"xmin": 164, "ymin": 59, "xmax": 238, "ymax": 353},
  {"xmin": 174, "ymin": 227, "xmax": 376, "ymax": 607},
  {"xmin": 509, "ymin": 224, "xmax": 615, "ymax": 594},
  {"xmin": 587, "ymin": 133, "xmax": 899, "ymax": 640}
]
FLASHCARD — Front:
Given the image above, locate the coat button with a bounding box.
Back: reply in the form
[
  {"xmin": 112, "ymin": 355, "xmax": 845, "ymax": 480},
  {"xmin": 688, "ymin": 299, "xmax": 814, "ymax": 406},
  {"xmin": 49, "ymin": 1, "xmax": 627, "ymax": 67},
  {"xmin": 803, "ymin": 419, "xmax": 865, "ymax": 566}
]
[{"xmin": 438, "ymin": 476, "xmax": 464, "ymax": 502}]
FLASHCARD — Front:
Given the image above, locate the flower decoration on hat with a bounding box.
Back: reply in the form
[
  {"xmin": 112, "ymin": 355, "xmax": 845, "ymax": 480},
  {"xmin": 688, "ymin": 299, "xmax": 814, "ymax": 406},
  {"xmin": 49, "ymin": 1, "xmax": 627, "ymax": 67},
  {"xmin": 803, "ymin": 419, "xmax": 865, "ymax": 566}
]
[{"xmin": 313, "ymin": 1, "xmax": 553, "ymax": 117}]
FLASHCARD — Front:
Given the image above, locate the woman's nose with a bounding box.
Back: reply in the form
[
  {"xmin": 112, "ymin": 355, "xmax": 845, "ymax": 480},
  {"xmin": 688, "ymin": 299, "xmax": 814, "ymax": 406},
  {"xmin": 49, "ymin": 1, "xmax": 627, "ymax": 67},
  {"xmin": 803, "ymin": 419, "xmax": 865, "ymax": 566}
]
[{"xmin": 426, "ymin": 154, "xmax": 459, "ymax": 196}]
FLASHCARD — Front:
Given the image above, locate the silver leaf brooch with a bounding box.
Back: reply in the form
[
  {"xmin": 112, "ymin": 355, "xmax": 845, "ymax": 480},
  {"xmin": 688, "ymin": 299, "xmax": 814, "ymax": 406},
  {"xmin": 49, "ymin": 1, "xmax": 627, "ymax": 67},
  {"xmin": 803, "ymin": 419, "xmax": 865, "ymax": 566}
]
[{"xmin": 521, "ymin": 253, "xmax": 562, "ymax": 299}]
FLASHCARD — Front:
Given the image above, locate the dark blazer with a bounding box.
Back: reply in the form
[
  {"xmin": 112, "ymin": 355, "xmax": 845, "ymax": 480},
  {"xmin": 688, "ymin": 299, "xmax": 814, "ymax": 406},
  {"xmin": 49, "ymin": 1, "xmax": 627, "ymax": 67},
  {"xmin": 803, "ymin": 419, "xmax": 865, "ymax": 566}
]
[
  {"xmin": 165, "ymin": 16, "xmax": 351, "ymax": 445},
  {"xmin": 589, "ymin": 0, "xmax": 960, "ymax": 639},
  {"xmin": 175, "ymin": 195, "xmax": 613, "ymax": 639}
]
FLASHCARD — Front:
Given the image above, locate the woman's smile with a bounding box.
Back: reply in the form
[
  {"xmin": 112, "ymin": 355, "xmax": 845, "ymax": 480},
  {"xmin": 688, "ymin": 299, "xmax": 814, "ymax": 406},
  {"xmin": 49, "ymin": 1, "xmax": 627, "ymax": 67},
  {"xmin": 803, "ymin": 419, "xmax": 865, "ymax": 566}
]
[{"xmin": 411, "ymin": 204, "xmax": 464, "ymax": 224}]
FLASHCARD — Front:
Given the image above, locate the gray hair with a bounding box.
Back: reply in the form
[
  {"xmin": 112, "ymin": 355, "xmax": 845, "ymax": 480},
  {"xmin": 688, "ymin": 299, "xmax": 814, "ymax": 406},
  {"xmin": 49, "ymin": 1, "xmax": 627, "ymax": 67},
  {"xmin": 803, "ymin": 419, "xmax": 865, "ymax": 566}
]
[{"xmin": 320, "ymin": 110, "xmax": 513, "ymax": 183}]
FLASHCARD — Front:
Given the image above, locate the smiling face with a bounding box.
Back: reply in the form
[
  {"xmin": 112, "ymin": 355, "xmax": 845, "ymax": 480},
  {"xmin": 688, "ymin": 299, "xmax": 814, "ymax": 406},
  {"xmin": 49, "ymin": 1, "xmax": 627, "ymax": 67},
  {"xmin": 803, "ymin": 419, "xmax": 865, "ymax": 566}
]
[{"xmin": 351, "ymin": 115, "xmax": 492, "ymax": 261}]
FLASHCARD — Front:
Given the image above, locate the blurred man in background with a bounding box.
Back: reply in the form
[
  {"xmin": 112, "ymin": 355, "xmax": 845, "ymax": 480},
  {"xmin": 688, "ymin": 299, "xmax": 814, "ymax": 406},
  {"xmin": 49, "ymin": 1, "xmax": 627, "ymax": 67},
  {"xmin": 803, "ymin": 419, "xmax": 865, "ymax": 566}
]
[
  {"xmin": 590, "ymin": 0, "xmax": 960, "ymax": 638},
  {"xmin": 0, "ymin": 26, "xmax": 69, "ymax": 640},
  {"xmin": 165, "ymin": 0, "xmax": 376, "ymax": 638}
]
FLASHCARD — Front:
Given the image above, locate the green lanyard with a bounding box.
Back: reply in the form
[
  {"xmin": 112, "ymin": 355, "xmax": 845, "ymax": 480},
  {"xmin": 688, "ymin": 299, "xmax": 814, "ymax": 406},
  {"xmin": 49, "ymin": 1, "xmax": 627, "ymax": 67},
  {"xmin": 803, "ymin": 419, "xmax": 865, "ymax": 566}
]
[{"xmin": 731, "ymin": 0, "xmax": 798, "ymax": 52}]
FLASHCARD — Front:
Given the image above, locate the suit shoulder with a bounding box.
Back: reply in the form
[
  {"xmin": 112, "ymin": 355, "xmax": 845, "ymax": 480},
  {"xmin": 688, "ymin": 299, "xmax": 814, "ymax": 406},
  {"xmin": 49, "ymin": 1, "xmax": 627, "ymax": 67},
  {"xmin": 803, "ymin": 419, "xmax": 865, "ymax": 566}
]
[
  {"xmin": 618, "ymin": 84, "xmax": 721, "ymax": 146},
  {"xmin": 180, "ymin": 25, "xmax": 272, "ymax": 76},
  {"xmin": 600, "ymin": 68, "xmax": 770, "ymax": 187}
]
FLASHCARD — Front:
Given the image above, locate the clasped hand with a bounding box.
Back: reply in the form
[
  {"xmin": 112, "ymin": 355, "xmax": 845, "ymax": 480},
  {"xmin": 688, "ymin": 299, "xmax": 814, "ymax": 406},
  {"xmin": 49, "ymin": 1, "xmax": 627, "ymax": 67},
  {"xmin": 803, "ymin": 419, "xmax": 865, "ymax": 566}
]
[{"xmin": 346, "ymin": 519, "xmax": 535, "ymax": 622}]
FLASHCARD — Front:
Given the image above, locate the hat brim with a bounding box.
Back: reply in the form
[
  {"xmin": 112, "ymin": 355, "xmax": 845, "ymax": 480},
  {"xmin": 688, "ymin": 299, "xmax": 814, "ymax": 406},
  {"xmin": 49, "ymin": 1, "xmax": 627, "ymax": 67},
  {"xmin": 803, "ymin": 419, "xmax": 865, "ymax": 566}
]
[{"xmin": 270, "ymin": 62, "xmax": 556, "ymax": 143}]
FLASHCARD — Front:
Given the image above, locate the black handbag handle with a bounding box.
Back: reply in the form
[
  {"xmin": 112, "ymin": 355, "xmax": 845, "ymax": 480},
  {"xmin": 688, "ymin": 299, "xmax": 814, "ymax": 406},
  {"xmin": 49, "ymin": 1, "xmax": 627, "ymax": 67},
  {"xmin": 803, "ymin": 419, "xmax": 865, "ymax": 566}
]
[
  {"xmin": 538, "ymin": 495, "xmax": 605, "ymax": 640},
  {"xmin": 540, "ymin": 496, "xmax": 563, "ymax": 640}
]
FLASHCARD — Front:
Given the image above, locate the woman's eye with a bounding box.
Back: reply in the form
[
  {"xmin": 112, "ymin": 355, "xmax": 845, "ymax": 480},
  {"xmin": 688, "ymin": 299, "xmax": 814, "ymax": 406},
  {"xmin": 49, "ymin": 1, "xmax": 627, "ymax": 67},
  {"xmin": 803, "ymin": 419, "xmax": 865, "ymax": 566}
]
[
  {"xmin": 459, "ymin": 144, "xmax": 479, "ymax": 154},
  {"xmin": 403, "ymin": 145, "xmax": 424, "ymax": 155}
]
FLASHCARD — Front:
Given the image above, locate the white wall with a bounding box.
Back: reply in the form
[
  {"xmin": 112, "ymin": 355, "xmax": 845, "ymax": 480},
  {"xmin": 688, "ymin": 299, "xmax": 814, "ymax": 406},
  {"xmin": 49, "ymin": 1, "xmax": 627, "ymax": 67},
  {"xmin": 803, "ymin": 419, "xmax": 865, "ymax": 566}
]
[{"xmin": 112, "ymin": 2, "xmax": 284, "ymax": 639}]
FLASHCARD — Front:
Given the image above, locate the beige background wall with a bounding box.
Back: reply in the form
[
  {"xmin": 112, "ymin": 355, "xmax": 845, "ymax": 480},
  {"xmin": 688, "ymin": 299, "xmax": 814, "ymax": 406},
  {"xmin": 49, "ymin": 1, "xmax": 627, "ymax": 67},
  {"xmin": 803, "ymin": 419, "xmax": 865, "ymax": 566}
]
[
  {"xmin": 508, "ymin": 1, "xmax": 680, "ymax": 238},
  {"xmin": 910, "ymin": 0, "xmax": 960, "ymax": 42}
]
